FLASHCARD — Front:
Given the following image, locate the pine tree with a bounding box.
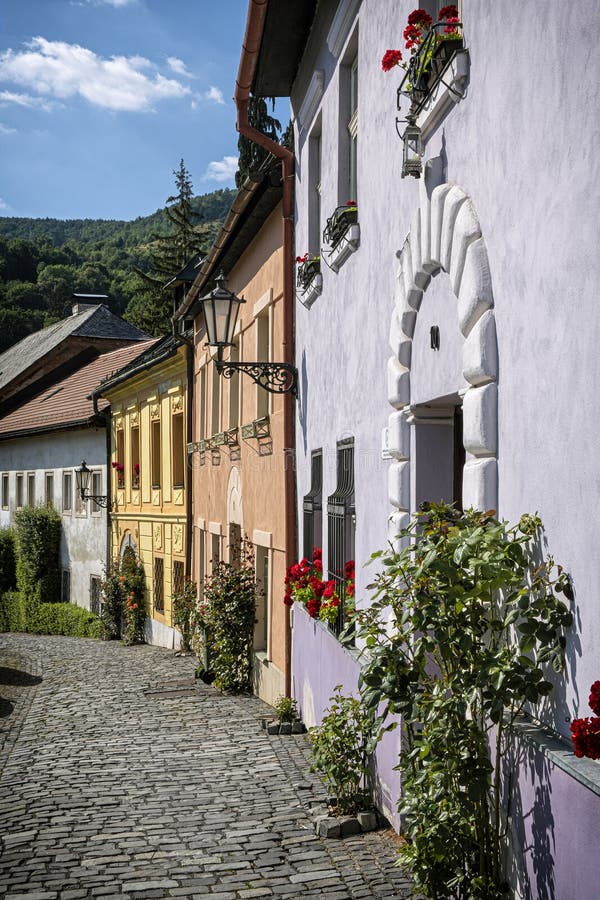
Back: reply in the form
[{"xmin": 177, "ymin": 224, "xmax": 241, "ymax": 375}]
[
  {"xmin": 236, "ymin": 96, "xmax": 282, "ymax": 187},
  {"xmin": 126, "ymin": 160, "xmax": 206, "ymax": 336}
]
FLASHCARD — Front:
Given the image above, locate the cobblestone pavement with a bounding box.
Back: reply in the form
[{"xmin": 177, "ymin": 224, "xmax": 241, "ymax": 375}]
[{"xmin": 0, "ymin": 634, "xmax": 413, "ymax": 900}]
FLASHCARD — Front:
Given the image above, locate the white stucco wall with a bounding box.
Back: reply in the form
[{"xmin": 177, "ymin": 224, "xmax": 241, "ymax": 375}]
[
  {"xmin": 292, "ymin": 0, "xmax": 600, "ymax": 740},
  {"xmin": 0, "ymin": 428, "xmax": 108, "ymax": 610}
]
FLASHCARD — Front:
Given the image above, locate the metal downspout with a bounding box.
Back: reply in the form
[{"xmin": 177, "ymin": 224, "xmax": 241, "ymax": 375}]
[
  {"xmin": 235, "ymin": 0, "xmax": 296, "ymax": 697},
  {"xmin": 172, "ymin": 327, "xmax": 195, "ymax": 581}
]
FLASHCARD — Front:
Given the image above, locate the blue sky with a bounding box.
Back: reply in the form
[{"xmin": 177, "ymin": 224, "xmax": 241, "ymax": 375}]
[{"xmin": 0, "ymin": 0, "xmax": 256, "ymax": 220}]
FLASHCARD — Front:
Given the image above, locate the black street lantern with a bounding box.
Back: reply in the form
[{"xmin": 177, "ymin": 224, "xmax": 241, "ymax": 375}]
[
  {"xmin": 201, "ymin": 272, "xmax": 245, "ymax": 351},
  {"xmin": 401, "ymin": 115, "xmax": 423, "ymax": 179},
  {"xmin": 199, "ymin": 272, "xmax": 298, "ymax": 397},
  {"xmin": 75, "ymin": 460, "xmax": 111, "ymax": 509}
]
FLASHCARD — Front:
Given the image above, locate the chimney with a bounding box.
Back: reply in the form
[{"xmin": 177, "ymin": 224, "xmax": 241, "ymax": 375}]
[{"xmin": 72, "ymin": 293, "xmax": 109, "ymax": 316}]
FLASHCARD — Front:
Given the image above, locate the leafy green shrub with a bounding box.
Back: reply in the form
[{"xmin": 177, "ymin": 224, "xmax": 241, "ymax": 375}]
[
  {"xmin": 172, "ymin": 578, "xmax": 197, "ymax": 653},
  {"xmin": 28, "ymin": 602, "xmax": 105, "ymax": 638},
  {"xmin": 0, "ymin": 590, "xmax": 26, "ymax": 632},
  {"xmin": 101, "ymin": 568, "xmax": 125, "ymax": 639},
  {"xmin": 14, "ymin": 506, "xmax": 61, "ymax": 609},
  {"xmin": 309, "ymin": 687, "xmax": 374, "ymax": 815},
  {"xmin": 275, "ymin": 695, "xmax": 299, "ymax": 724},
  {"xmin": 358, "ymin": 503, "xmax": 573, "ymax": 900},
  {"xmin": 201, "ymin": 541, "xmax": 258, "ymax": 693},
  {"xmin": 121, "ymin": 547, "xmax": 146, "ymax": 645},
  {"xmin": 0, "ymin": 528, "xmax": 16, "ymax": 594}
]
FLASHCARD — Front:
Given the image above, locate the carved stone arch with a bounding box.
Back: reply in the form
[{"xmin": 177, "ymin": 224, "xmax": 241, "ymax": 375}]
[
  {"xmin": 119, "ymin": 531, "xmax": 138, "ymax": 559},
  {"xmin": 386, "ymin": 181, "xmax": 499, "ymax": 538}
]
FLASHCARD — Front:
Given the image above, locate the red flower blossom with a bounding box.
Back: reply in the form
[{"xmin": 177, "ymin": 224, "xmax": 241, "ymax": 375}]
[
  {"xmin": 439, "ymin": 4, "xmax": 458, "ymax": 20},
  {"xmin": 589, "ymin": 680, "xmax": 600, "ymax": 716},
  {"xmin": 444, "ymin": 16, "xmax": 460, "ymax": 34},
  {"xmin": 570, "ymin": 716, "xmax": 600, "ymax": 759},
  {"xmin": 313, "ymin": 547, "xmax": 322, "ymax": 560},
  {"xmin": 407, "ymin": 8, "xmax": 432, "ymax": 28},
  {"xmin": 345, "ymin": 560, "xmax": 355, "ymax": 579},
  {"xmin": 296, "ymin": 253, "xmax": 309, "ymax": 263},
  {"xmin": 346, "ymin": 582, "xmax": 355, "ymax": 598},
  {"xmin": 346, "ymin": 199, "xmax": 357, "ymax": 206},
  {"xmin": 322, "ymin": 580, "xmax": 336, "ymax": 600},
  {"xmin": 313, "ymin": 558, "xmax": 323, "ymax": 572},
  {"xmin": 381, "ymin": 49, "xmax": 403, "ymax": 72}
]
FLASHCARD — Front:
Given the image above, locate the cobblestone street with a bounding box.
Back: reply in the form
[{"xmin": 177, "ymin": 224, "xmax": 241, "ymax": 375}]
[{"xmin": 0, "ymin": 634, "xmax": 412, "ymax": 900}]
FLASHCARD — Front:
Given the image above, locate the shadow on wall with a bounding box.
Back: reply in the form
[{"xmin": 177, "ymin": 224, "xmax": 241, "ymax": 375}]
[
  {"xmin": 300, "ymin": 349, "xmax": 309, "ymax": 454},
  {"xmin": 504, "ymin": 733, "xmax": 556, "ymax": 900}
]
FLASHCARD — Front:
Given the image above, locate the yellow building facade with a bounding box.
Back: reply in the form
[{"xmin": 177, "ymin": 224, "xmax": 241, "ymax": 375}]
[{"xmin": 98, "ymin": 336, "xmax": 189, "ymax": 648}]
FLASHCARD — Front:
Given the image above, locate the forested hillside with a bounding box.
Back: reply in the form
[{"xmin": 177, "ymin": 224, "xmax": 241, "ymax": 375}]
[{"xmin": 0, "ymin": 188, "xmax": 234, "ymax": 353}]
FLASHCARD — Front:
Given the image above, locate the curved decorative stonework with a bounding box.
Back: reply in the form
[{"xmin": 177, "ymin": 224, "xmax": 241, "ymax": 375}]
[{"xmin": 387, "ymin": 182, "xmax": 499, "ymax": 536}]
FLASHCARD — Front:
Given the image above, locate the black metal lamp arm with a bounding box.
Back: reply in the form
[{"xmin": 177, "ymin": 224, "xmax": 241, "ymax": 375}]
[{"xmin": 215, "ymin": 359, "xmax": 298, "ymax": 397}]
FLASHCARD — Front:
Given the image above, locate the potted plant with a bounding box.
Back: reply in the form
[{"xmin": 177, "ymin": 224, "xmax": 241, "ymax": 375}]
[
  {"xmin": 323, "ymin": 201, "xmax": 358, "ymax": 251},
  {"xmin": 111, "ymin": 460, "xmax": 125, "ymax": 489},
  {"xmin": 296, "ymin": 253, "xmax": 321, "ymax": 291},
  {"xmin": 570, "ymin": 681, "xmax": 600, "ymax": 760}
]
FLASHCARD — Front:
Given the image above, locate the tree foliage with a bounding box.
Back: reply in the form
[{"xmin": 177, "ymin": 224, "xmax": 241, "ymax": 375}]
[
  {"xmin": 236, "ymin": 96, "xmax": 282, "ymax": 187},
  {"xmin": 358, "ymin": 503, "xmax": 573, "ymax": 900},
  {"xmin": 0, "ymin": 184, "xmax": 234, "ymax": 352}
]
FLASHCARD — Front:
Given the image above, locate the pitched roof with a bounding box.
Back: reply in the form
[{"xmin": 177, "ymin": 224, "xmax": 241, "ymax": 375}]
[
  {"xmin": 0, "ymin": 339, "xmax": 157, "ymax": 440},
  {"xmin": 0, "ymin": 305, "xmax": 150, "ymax": 398}
]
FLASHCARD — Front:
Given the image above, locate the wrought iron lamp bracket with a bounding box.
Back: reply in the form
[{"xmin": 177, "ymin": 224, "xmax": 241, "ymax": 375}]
[{"xmin": 215, "ymin": 357, "xmax": 298, "ymax": 397}]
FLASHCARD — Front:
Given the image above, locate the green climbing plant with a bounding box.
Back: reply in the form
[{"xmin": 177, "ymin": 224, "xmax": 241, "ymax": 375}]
[{"xmin": 357, "ymin": 503, "xmax": 573, "ymax": 900}]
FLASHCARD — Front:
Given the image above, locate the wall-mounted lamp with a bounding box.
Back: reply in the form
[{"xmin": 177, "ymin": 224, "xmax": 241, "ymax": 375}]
[
  {"xmin": 199, "ymin": 272, "xmax": 298, "ymax": 396},
  {"xmin": 75, "ymin": 460, "xmax": 111, "ymax": 509},
  {"xmin": 401, "ymin": 114, "xmax": 423, "ymax": 179}
]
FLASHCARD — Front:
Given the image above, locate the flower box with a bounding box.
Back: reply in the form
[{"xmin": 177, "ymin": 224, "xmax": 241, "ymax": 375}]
[
  {"xmin": 297, "ymin": 256, "xmax": 321, "ymax": 291},
  {"xmin": 323, "ymin": 204, "xmax": 358, "ymax": 252},
  {"xmin": 397, "ymin": 21, "xmax": 465, "ymax": 116}
]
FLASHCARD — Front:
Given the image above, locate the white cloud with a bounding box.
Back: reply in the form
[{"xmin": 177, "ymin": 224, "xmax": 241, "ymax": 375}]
[
  {"xmin": 0, "ymin": 37, "xmax": 190, "ymax": 112},
  {"xmin": 204, "ymin": 155, "xmax": 238, "ymax": 183},
  {"xmin": 167, "ymin": 57, "xmax": 193, "ymax": 78},
  {"xmin": 0, "ymin": 90, "xmax": 55, "ymax": 111},
  {"xmin": 84, "ymin": 0, "xmax": 138, "ymax": 7},
  {"xmin": 204, "ymin": 85, "xmax": 225, "ymax": 105},
  {"xmin": 0, "ymin": 198, "xmax": 10, "ymax": 211},
  {"xmin": 0, "ymin": 123, "xmax": 17, "ymax": 134}
]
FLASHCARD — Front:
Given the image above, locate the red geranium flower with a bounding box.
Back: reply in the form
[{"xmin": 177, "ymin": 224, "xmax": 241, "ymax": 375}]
[
  {"xmin": 381, "ymin": 49, "xmax": 402, "ymax": 72},
  {"xmin": 439, "ymin": 4, "xmax": 458, "ymax": 20},
  {"xmin": 407, "ymin": 8, "xmax": 432, "ymax": 28},
  {"xmin": 589, "ymin": 680, "xmax": 600, "ymax": 716},
  {"xmin": 570, "ymin": 716, "xmax": 600, "ymax": 759}
]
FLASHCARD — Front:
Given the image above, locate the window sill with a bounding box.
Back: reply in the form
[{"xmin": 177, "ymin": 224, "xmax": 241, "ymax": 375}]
[
  {"xmin": 326, "ymin": 224, "xmax": 360, "ymax": 273},
  {"xmin": 513, "ymin": 715, "xmax": 600, "ymax": 797}
]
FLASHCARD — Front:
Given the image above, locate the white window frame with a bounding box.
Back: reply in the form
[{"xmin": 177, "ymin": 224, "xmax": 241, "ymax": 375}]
[
  {"xmin": 62, "ymin": 470, "xmax": 72, "ymax": 514},
  {"xmin": 1, "ymin": 473, "xmax": 8, "ymax": 510}
]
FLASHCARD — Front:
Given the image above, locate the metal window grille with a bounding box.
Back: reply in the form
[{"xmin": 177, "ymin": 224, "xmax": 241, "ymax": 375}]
[
  {"xmin": 154, "ymin": 557, "xmax": 164, "ymax": 612},
  {"xmin": 62, "ymin": 569, "xmax": 71, "ymax": 603},
  {"xmin": 303, "ymin": 450, "xmax": 323, "ymax": 562},
  {"xmin": 173, "ymin": 560, "xmax": 184, "ymax": 597},
  {"xmin": 90, "ymin": 576, "xmax": 101, "ymax": 616},
  {"xmin": 327, "ymin": 439, "xmax": 355, "ymax": 637}
]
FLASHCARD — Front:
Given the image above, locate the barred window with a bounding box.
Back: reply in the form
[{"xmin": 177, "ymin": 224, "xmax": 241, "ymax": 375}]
[
  {"xmin": 303, "ymin": 449, "xmax": 323, "ymax": 562},
  {"xmin": 154, "ymin": 557, "xmax": 164, "ymax": 612},
  {"xmin": 90, "ymin": 576, "xmax": 101, "ymax": 615},
  {"xmin": 327, "ymin": 439, "xmax": 355, "ymax": 637},
  {"xmin": 173, "ymin": 560, "xmax": 184, "ymax": 597}
]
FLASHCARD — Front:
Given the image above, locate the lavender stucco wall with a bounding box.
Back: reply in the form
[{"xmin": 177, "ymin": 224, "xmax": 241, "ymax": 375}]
[
  {"xmin": 290, "ymin": 0, "xmax": 600, "ymax": 889},
  {"xmin": 291, "ymin": 602, "xmax": 402, "ymax": 830}
]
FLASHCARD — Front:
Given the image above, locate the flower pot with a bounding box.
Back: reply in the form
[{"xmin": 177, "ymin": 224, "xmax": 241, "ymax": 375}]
[{"xmin": 429, "ymin": 36, "xmax": 464, "ymax": 82}]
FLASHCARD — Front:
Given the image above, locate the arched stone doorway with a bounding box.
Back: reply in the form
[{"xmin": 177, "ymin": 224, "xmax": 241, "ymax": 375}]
[
  {"xmin": 119, "ymin": 531, "xmax": 138, "ymax": 559},
  {"xmin": 386, "ymin": 179, "xmax": 499, "ymax": 540}
]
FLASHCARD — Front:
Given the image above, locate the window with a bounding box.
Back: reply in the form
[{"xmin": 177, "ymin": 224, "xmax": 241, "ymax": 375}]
[
  {"xmin": 256, "ymin": 312, "xmax": 270, "ymax": 419},
  {"xmin": 116, "ymin": 428, "xmax": 125, "ymax": 488},
  {"xmin": 131, "ymin": 426, "xmax": 140, "ymax": 489},
  {"xmin": 173, "ymin": 560, "xmax": 184, "ymax": 598},
  {"xmin": 62, "ymin": 569, "xmax": 71, "ymax": 603},
  {"xmin": 16, "ymin": 473, "xmax": 23, "ymax": 509},
  {"xmin": 198, "ymin": 529, "xmax": 205, "ymax": 601},
  {"xmin": 211, "ymin": 367, "xmax": 221, "ymax": 436},
  {"xmin": 338, "ymin": 33, "xmax": 359, "ymax": 204},
  {"xmin": 62, "ymin": 471, "xmax": 72, "ymax": 513},
  {"xmin": 172, "ymin": 412, "xmax": 185, "ymax": 488},
  {"xmin": 308, "ymin": 122, "xmax": 322, "ymax": 256},
  {"xmin": 27, "ymin": 472, "xmax": 35, "ymax": 507},
  {"xmin": 151, "ymin": 419, "xmax": 161, "ymax": 488},
  {"xmin": 74, "ymin": 476, "xmax": 86, "ymax": 516},
  {"xmin": 327, "ymin": 439, "xmax": 355, "ymax": 636},
  {"xmin": 154, "ymin": 557, "xmax": 164, "ymax": 613},
  {"xmin": 45, "ymin": 472, "xmax": 54, "ymax": 507},
  {"xmin": 90, "ymin": 575, "xmax": 101, "ymax": 615},
  {"xmin": 303, "ymin": 450, "xmax": 323, "ymax": 561},
  {"xmin": 254, "ymin": 546, "xmax": 270, "ymax": 652},
  {"xmin": 91, "ymin": 472, "xmax": 102, "ymax": 515},
  {"xmin": 1, "ymin": 474, "xmax": 8, "ymax": 509},
  {"xmin": 211, "ymin": 533, "xmax": 221, "ymax": 572},
  {"xmin": 199, "ymin": 367, "xmax": 207, "ymax": 439},
  {"xmin": 228, "ymin": 341, "xmax": 240, "ymax": 429}
]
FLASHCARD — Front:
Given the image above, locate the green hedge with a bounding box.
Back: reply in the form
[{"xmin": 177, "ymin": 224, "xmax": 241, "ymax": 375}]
[
  {"xmin": 0, "ymin": 528, "xmax": 16, "ymax": 594},
  {"xmin": 29, "ymin": 602, "xmax": 105, "ymax": 639},
  {"xmin": 0, "ymin": 590, "xmax": 26, "ymax": 632},
  {"xmin": 14, "ymin": 506, "xmax": 61, "ymax": 606}
]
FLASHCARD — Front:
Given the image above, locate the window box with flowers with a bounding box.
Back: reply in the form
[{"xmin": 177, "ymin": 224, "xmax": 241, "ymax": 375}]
[
  {"xmin": 283, "ymin": 548, "xmax": 356, "ymax": 636},
  {"xmin": 382, "ymin": 6, "xmax": 469, "ymax": 156},
  {"xmin": 132, "ymin": 463, "xmax": 140, "ymax": 490},
  {"xmin": 111, "ymin": 461, "xmax": 125, "ymax": 490},
  {"xmin": 296, "ymin": 253, "xmax": 322, "ymax": 307},
  {"xmin": 322, "ymin": 201, "xmax": 360, "ymax": 273},
  {"xmin": 571, "ymin": 680, "xmax": 600, "ymax": 762}
]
